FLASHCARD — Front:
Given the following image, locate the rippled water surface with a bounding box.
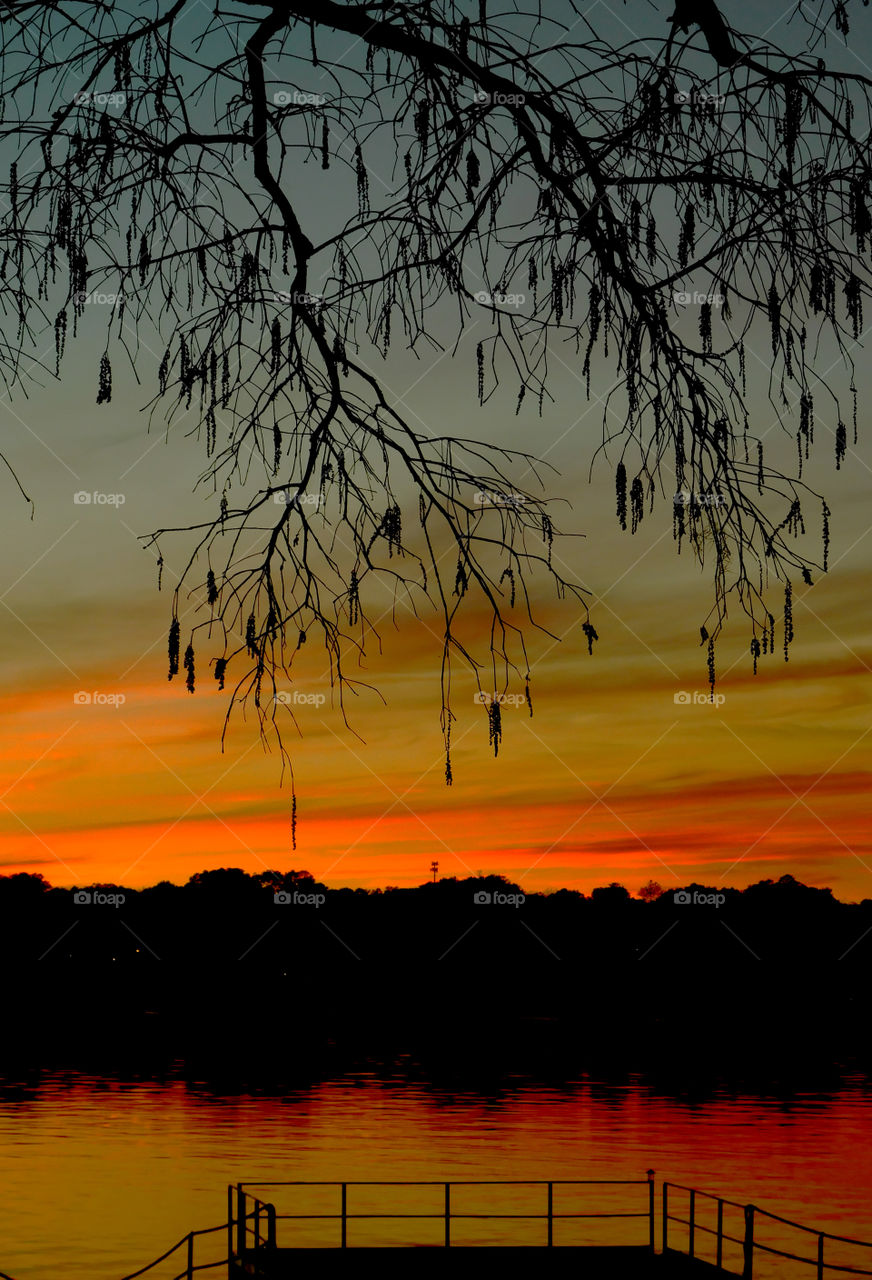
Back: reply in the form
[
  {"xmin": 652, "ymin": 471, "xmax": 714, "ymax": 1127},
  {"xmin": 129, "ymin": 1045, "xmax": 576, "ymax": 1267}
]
[{"xmin": 2, "ymin": 1070, "xmax": 872, "ymax": 1279}]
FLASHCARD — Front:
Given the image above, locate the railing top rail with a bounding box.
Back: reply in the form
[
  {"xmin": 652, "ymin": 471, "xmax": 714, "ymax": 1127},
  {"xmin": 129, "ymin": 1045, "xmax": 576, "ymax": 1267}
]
[
  {"xmin": 815, "ymin": 1265, "xmax": 872, "ymax": 1277},
  {"xmin": 664, "ymin": 1181, "xmax": 746, "ymax": 1211},
  {"xmin": 236, "ymin": 1178, "xmax": 650, "ymax": 1188},
  {"xmin": 665, "ymin": 1182, "xmax": 872, "ymax": 1253},
  {"xmin": 739, "ymin": 1239, "xmax": 872, "ymax": 1273},
  {"xmin": 752, "ymin": 1205, "xmax": 872, "ymax": 1249},
  {"xmin": 189, "ymin": 1222, "xmax": 231, "ymax": 1239},
  {"xmin": 257, "ymin": 1210, "xmax": 649, "ymax": 1220}
]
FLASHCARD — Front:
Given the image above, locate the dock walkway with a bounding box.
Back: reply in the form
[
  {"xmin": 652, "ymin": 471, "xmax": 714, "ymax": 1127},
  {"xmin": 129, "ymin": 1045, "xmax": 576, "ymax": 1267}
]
[{"xmin": 229, "ymin": 1244, "xmax": 725, "ymax": 1278}]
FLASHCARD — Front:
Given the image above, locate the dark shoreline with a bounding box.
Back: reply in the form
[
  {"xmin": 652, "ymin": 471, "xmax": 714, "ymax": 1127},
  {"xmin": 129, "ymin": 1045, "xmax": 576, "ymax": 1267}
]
[{"xmin": 4, "ymin": 869, "xmax": 871, "ymax": 1090}]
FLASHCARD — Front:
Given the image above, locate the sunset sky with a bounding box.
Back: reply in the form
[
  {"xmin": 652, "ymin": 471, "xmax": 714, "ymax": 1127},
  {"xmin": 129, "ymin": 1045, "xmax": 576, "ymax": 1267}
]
[
  {"xmin": 0, "ymin": 0, "xmax": 870, "ymax": 901},
  {"xmin": 0, "ymin": 334, "xmax": 869, "ymax": 901}
]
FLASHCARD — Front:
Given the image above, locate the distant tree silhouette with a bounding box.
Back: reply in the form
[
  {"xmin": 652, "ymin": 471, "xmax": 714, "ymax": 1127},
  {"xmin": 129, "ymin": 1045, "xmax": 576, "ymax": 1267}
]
[
  {"xmin": 744, "ymin": 872, "xmax": 836, "ymax": 908},
  {"xmin": 187, "ymin": 868, "xmax": 257, "ymax": 892},
  {"xmin": 591, "ymin": 881, "xmax": 632, "ymax": 906},
  {"xmin": 0, "ymin": 872, "xmax": 50, "ymax": 901},
  {"xmin": 255, "ymin": 868, "xmax": 321, "ymax": 894},
  {"xmin": 638, "ymin": 880, "xmax": 664, "ymax": 902}
]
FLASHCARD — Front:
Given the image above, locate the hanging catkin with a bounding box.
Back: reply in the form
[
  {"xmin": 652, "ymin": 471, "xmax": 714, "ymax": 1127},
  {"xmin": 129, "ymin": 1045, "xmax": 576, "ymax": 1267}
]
[
  {"xmin": 616, "ymin": 462, "xmax": 628, "ymax": 530},
  {"xmin": 96, "ymin": 354, "xmax": 112, "ymax": 403},
  {"xmin": 783, "ymin": 583, "xmax": 794, "ymax": 660},
  {"xmin": 54, "ymin": 311, "xmax": 67, "ymax": 374},
  {"xmin": 678, "ymin": 202, "xmax": 695, "ymax": 269},
  {"xmin": 168, "ymin": 619, "xmax": 180, "ymax": 679},
  {"xmin": 768, "ymin": 282, "xmax": 781, "ymax": 354},
  {"xmin": 184, "ymin": 644, "xmax": 195, "ymax": 693},
  {"xmin": 630, "ymin": 476, "xmax": 644, "ymax": 532},
  {"xmin": 488, "ymin": 698, "xmax": 502, "ymax": 757},
  {"xmin": 355, "ymin": 145, "xmax": 369, "ymax": 217}
]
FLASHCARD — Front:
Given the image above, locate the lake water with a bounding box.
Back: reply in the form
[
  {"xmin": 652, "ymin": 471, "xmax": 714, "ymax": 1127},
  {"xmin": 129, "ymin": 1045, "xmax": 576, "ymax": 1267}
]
[{"xmin": 2, "ymin": 1068, "xmax": 872, "ymax": 1280}]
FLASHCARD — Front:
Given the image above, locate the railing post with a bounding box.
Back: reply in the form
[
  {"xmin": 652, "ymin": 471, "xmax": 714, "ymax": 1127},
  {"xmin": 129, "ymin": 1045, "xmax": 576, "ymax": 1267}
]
[
  {"xmin": 236, "ymin": 1186, "xmax": 244, "ymax": 1258},
  {"xmin": 254, "ymin": 1201, "xmax": 260, "ymax": 1255},
  {"xmin": 444, "ymin": 1183, "xmax": 451, "ymax": 1247},
  {"xmin": 817, "ymin": 1233, "xmax": 825, "ymax": 1280},
  {"xmin": 341, "ymin": 1183, "xmax": 347, "ymax": 1248},
  {"xmin": 186, "ymin": 1232, "xmax": 194, "ymax": 1280},
  {"xmin": 717, "ymin": 1199, "xmax": 724, "ymax": 1270},
  {"xmin": 689, "ymin": 1189, "xmax": 696, "ymax": 1259},
  {"xmin": 647, "ymin": 1170, "xmax": 655, "ymax": 1253},
  {"xmin": 267, "ymin": 1203, "xmax": 276, "ymax": 1250},
  {"xmin": 227, "ymin": 1185, "xmax": 233, "ymax": 1278},
  {"xmin": 663, "ymin": 1182, "xmax": 669, "ymax": 1254},
  {"xmin": 547, "ymin": 1182, "xmax": 553, "ymax": 1247},
  {"xmin": 743, "ymin": 1205, "xmax": 755, "ymax": 1280}
]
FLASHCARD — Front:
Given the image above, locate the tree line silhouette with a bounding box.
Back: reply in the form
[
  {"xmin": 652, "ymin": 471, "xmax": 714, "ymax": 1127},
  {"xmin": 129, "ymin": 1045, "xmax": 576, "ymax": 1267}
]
[{"xmin": 2, "ymin": 869, "xmax": 870, "ymax": 1087}]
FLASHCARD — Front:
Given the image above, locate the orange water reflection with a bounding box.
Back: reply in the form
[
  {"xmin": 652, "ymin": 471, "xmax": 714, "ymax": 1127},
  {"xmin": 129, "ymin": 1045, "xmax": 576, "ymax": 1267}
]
[{"xmin": 1, "ymin": 1072, "xmax": 871, "ymax": 1280}]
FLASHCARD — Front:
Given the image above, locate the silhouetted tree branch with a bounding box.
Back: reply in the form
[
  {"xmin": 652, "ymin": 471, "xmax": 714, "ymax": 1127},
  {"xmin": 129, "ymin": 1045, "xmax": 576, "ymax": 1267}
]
[{"xmin": 0, "ymin": 0, "xmax": 869, "ymax": 810}]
